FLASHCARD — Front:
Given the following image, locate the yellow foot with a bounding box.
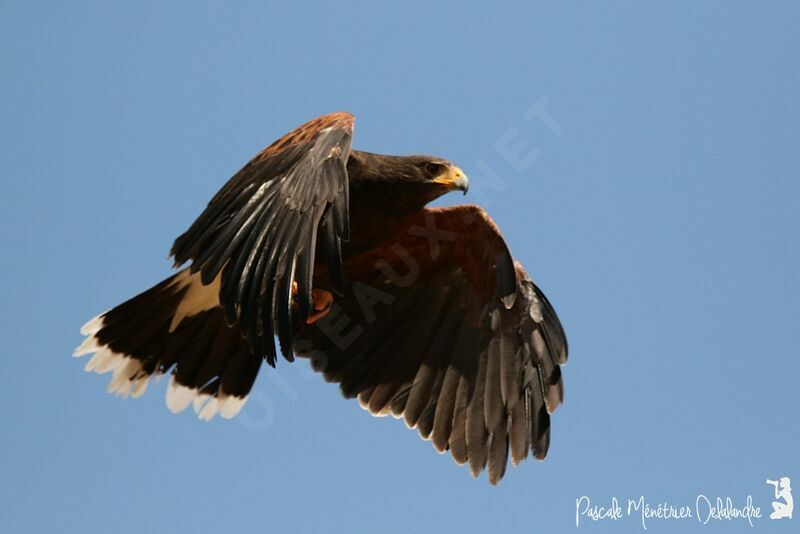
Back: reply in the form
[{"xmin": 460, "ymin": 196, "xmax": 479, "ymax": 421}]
[
  {"xmin": 307, "ymin": 288, "xmax": 333, "ymax": 324},
  {"xmin": 292, "ymin": 282, "xmax": 333, "ymax": 324}
]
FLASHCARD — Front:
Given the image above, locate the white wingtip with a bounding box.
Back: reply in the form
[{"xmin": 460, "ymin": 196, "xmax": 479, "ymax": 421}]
[
  {"xmin": 131, "ymin": 376, "xmax": 149, "ymax": 398},
  {"xmin": 192, "ymin": 393, "xmax": 211, "ymax": 415},
  {"xmin": 219, "ymin": 395, "xmax": 246, "ymax": 419},
  {"xmin": 106, "ymin": 358, "xmax": 144, "ymax": 397},
  {"xmin": 79, "ymin": 340, "xmax": 154, "ymax": 399},
  {"xmin": 198, "ymin": 398, "xmax": 220, "ymax": 421},
  {"xmin": 166, "ymin": 376, "xmax": 195, "ymax": 414},
  {"xmin": 191, "ymin": 391, "xmax": 247, "ymax": 421},
  {"xmin": 85, "ymin": 347, "xmax": 121, "ymax": 373},
  {"xmin": 79, "ymin": 312, "xmax": 107, "ymax": 336},
  {"xmin": 74, "ymin": 335, "xmax": 102, "ymax": 357}
]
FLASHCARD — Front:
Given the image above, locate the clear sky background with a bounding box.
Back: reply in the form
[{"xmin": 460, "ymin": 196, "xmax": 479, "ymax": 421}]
[{"xmin": 1, "ymin": 2, "xmax": 798, "ymax": 533}]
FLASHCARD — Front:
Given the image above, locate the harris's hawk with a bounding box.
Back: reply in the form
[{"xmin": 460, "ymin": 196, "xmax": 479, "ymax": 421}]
[{"xmin": 74, "ymin": 112, "xmax": 567, "ymax": 484}]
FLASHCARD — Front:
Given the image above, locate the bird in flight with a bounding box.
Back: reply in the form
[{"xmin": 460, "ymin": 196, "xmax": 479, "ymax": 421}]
[{"xmin": 74, "ymin": 112, "xmax": 567, "ymax": 484}]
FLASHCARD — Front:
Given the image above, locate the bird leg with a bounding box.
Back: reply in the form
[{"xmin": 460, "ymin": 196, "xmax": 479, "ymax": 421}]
[
  {"xmin": 308, "ymin": 289, "xmax": 334, "ymax": 324},
  {"xmin": 291, "ymin": 281, "xmax": 334, "ymax": 324}
]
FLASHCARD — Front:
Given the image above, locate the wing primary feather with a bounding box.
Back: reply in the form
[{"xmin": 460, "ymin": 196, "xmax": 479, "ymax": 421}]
[
  {"xmin": 220, "ymin": 201, "xmax": 276, "ymax": 323},
  {"xmin": 340, "ymin": 287, "xmax": 428, "ymax": 398},
  {"xmin": 326, "ymin": 156, "xmax": 350, "ymax": 242},
  {"xmin": 231, "ymin": 203, "xmax": 284, "ymax": 324},
  {"xmin": 447, "ymin": 320, "xmax": 480, "ymax": 466},
  {"xmin": 403, "ymin": 293, "xmax": 461, "ymax": 429},
  {"xmin": 295, "ymin": 248, "xmax": 311, "ymax": 323},
  {"xmin": 499, "ymin": 335, "xmax": 521, "ymax": 410},
  {"xmin": 431, "ymin": 308, "xmax": 471, "ymax": 452},
  {"xmin": 242, "ymin": 250, "xmax": 278, "ymax": 365},
  {"xmin": 509, "ymin": 398, "xmax": 528, "ymax": 466},
  {"xmin": 530, "ymin": 366, "xmax": 552, "ymax": 459},
  {"xmin": 195, "ymin": 186, "xmax": 270, "ymax": 283},
  {"xmin": 295, "ymin": 204, "xmax": 323, "ymax": 324},
  {"xmin": 415, "ymin": 374, "xmax": 442, "ymax": 441},
  {"xmin": 448, "ymin": 374, "xmax": 470, "ymax": 466},
  {"xmin": 241, "ymin": 242, "xmax": 273, "ymax": 335},
  {"xmin": 466, "ymin": 348, "xmax": 489, "ymax": 477},
  {"xmin": 274, "ymin": 258, "xmax": 296, "ymax": 362},
  {"xmin": 344, "ymin": 327, "xmax": 408, "ymax": 400},
  {"xmin": 389, "ymin": 385, "xmax": 412, "ymax": 418},
  {"xmin": 431, "ymin": 365, "xmax": 461, "ymax": 452},
  {"xmin": 339, "ymin": 162, "xmax": 350, "ymax": 241},
  {"xmin": 365, "ymin": 285, "xmax": 453, "ymax": 410},
  {"xmin": 269, "ymin": 212, "xmax": 306, "ymax": 354},
  {"xmin": 322, "ymin": 215, "xmax": 346, "ymax": 295},
  {"xmin": 487, "ymin": 418, "xmax": 509, "ymax": 484},
  {"xmin": 173, "ymin": 182, "xmax": 257, "ymax": 266},
  {"xmin": 201, "ymin": 190, "xmax": 275, "ymax": 285},
  {"xmin": 416, "ymin": 309, "xmax": 463, "ymax": 440},
  {"xmin": 244, "ymin": 208, "xmax": 297, "ymax": 333},
  {"xmin": 535, "ymin": 284, "xmax": 568, "ymax": 364},
  {"xmin": 483, "ymin": 337, "xmax": 504, "ymax": 432},
  {"xmin": 257, "ymin": 268, "xmax": 277, "ymax": 366}
]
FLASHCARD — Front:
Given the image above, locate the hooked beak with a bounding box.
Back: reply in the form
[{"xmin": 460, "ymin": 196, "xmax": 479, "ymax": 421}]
[{"xmin": 432, "ymin": 165, "xmax": 469, "ymax": 195}]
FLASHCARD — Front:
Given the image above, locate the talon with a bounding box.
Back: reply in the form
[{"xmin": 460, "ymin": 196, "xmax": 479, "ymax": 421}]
[{"xmin": 306, "ymin": 288, "xmax": 333, "ymax": 324}]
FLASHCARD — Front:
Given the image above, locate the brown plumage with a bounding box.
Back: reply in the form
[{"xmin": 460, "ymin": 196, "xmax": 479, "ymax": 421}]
[{"xmin": 74, "ymin": 112, "xmax": 568, "ymax": 484}]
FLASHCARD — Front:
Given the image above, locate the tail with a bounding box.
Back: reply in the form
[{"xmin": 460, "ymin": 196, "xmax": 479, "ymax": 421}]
[{"xmin": 73, "ymin": 268, "xmax": 261, "ymax": 420}]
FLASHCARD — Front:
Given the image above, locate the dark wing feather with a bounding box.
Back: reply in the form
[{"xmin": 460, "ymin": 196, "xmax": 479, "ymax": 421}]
[
  {"xmin": 294, "ymin": 205, "xmax": 568, "ymax": 484},
  {"xmin": 171, "ymin": 112, "xmax": 355, "ymax": 365}
]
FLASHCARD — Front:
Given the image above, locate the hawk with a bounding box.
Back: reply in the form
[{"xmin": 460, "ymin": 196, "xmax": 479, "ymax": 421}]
[{"xmin": 74, "ymin": 112, "xmax": 568, "ymax": 484}]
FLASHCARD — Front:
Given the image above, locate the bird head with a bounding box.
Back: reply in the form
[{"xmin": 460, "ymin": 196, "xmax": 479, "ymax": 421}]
[
  {"xmin": 404, "ymin": 156, "xmax": 469, "ymax": 195},
  {"xmin": 347, "ymin": 151, "xmax": 470, "ymax": 209}
]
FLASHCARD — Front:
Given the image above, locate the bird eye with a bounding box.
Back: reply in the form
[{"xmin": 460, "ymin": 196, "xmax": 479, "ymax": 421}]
[{"xmin": 424, "ymin": 162, "xmax": 443, "ymax": 176}]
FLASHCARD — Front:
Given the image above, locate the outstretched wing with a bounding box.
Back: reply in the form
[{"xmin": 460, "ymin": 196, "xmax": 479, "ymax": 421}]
[
  {"xmin": 294, "ymin": 205, "xmax": 567, "ymax": 484},
  {"xmin": 171, "ymin": 112, "xmax": 354, "ymax": 366}
]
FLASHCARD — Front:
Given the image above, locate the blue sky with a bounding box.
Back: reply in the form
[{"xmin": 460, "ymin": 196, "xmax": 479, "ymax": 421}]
[{"xmin": 1, "ymin": 2, "xmax": 798, "ymax": 533}]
